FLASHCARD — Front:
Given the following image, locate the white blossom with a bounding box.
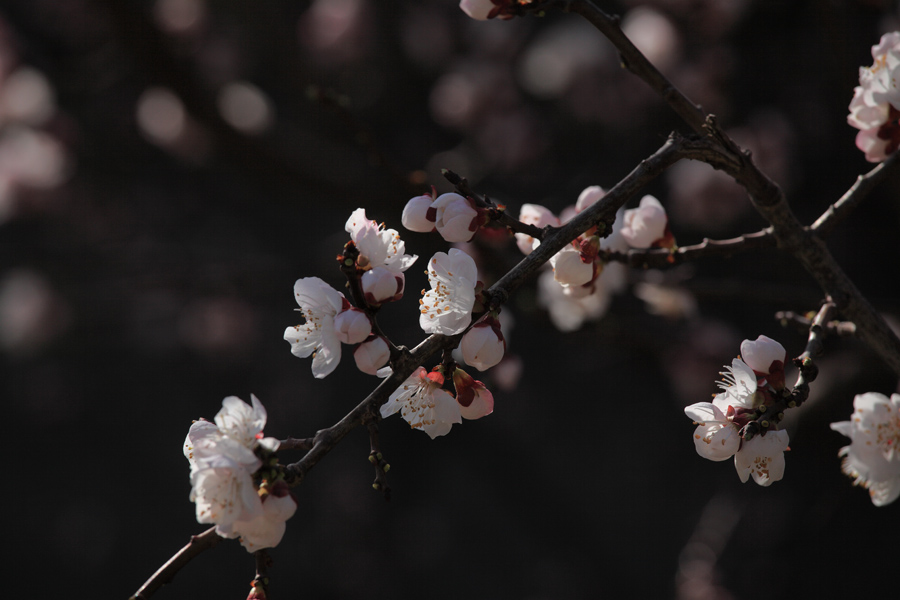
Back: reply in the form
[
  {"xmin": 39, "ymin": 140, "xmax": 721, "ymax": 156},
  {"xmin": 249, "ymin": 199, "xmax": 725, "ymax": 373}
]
[
  {"xmin": 460, "ymin": 0, "xmax": 496, "ymax": 21},
  {"xmin": 733, "ymin": 430, "xmax": 789, "ymax": 486},
  {"xmin": 549, "ymin": 244, "xmax": 594, "ymax": 287},
  {"xmin": 739, "ymin": 335, "xmax": 786, "ymax": 375},
  {"xmin": 847, "ymin": 32, "xmax": 900, "ymax": 162},
  {"xmin": 684, "ymin": 401, "xmax": 741, "ymax": 462},
  {"xmin": 431, "ymin": 192, "xmax": 479, "ymax": 243},
  {"xmin": 333, "ymin": 307, "xmax": 371, "ymax": 344},
  {"xmin": 231, "ymin": 484, "xmax": 297, "ymax": 551},
  {"xmin": 575, "ymin": 185, "xmax": 605, "ymax": 213},
  {"xmin": 621, "ymin": 195, "xmax": 668, "ymax": 248},
  {"xmin": 283, "ymin": 277, "xmax": 345, "ymax": 378},
  {"xmin": 515, "ymin": 203, "xmax": 558, "ymax": 255},
  {"xmin": 380, "ymin": 367, "xmax": 462, "ymax": 438},
  {"xmin": 401, "ymin": 193, "xmax": 436, "ymax": 232},
  {"xmin": 345, "ymin": 208, "xmax": 417, "ymax": 273},
  {"xmin": 354, "ymin": 336, "xmax": 391, "ymax": 375},
  {"xmin": 419, "ymin": 248, "xmax": 478, "ymax": 335},
  {"xmin": 715, "ymin": 358, "xmax": 760, "ymax": 410},
  {"xmin": 460, "ymin": 317, "xmax": 505, "ymax": 371},
  {"xmin": 830, "ymin": 392, "xmax": 900, "ymax": 506}
]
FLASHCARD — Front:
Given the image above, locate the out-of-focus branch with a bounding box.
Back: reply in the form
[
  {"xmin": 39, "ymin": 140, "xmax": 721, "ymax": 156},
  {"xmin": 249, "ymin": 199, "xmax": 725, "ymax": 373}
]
[
  {"xmin": 811, "ymin": 151, "xmax": 900, "ymax": 236},
  {"xmin": 130, "ymin": 526, "xmax": 222, "ymax": 600}
]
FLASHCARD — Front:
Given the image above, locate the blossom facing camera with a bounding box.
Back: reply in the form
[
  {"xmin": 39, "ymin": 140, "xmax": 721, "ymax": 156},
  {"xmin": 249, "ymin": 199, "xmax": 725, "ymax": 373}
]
[
  {"xmin": 419, "ymin": 248, "xmax": 478, "ymax": 335},
  {"xmin": 621, "ymin": 195, "xmax": 672, "ymax": 249},
  {"xmin": 830, "ymin": 392, "xmax": 900, "ymax": 506},
  {"xmin": 733, "ymin": 429, "xmax": 789, "ymax": 486},
  {"xmin": 380, "ymin": 367, "xmax": 462, "ymax": 438},
  {"xmin": 684, "ymin": 401, "xmax": 740, "ymax": 462},
  {"xmin": 848, "ymin": 32, "xmax": 900, "ymax": 162},
  {"xmin": 283, "ymin": 277, "xmax": 345, "ymax": 378},
  {"xmin": 402, "ymin": 193, "xmax": 436, "ymax": 232},
  {"xmin": 460, "ymin": 315, "xmax": 505, "ymax": 371}
]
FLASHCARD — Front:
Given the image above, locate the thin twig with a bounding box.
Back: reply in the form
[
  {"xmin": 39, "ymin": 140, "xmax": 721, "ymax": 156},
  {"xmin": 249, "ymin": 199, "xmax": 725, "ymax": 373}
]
[
  {"xmin": 812, "ymin": 151, "xmax": 900, "ymax": 237},
  {"xmin": 130, "ymin": 527, "xmax": 223, "ymax": 599},
  {"xmin": 603, "ymin": 228, "xmax": 776, "ymax": 268}
]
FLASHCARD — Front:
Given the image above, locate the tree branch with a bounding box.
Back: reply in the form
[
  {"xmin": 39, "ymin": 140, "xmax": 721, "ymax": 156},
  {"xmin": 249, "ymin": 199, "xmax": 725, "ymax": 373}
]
[{"xmin": 130, "ymin": 526, "xmax": 223, "ymax": 600}]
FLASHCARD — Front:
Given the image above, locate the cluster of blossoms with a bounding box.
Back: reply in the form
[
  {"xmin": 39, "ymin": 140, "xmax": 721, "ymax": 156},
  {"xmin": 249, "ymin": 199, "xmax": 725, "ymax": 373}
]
[
  {"xmin": 684, "ymin": 335, "xmax": 790, "ymax": 486},
  {"xmin": 183, "ymin": 395, "xmax": 296, "ymax": 551},
  {"xmin": 521, "ymin": 186, "xmax": 675, "ymax": 331},
  {"xmin": 848, "ymin": 31, "xmax": 900, "ymax": 162},
  {"xmin": 831, "ymin": 392, "xmax": 900, "ymax": 506}
]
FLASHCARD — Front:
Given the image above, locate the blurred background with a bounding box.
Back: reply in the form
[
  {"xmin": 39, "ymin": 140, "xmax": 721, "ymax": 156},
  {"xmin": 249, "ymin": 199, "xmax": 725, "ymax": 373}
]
[{"xmin": 2, "ymin": 0, "xmax": 899, "ymax": 598}]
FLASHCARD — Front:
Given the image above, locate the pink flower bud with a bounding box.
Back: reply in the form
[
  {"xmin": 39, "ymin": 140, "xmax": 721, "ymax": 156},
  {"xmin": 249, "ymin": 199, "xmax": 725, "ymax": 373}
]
[
  {"xmin": 575, "ymin": 186, "xmax": 605, "ymax": 213},
  {"xmin": 460, "ymin": 317, "xmax": 505, "ymax": 371},
  {"xmin": 431, "ymin": 192, "xmax": 479, "ymax": 243},
  {"xmin": 459, "ymin": 0, "xmax": 495, "ymax": 20},
  {"xmin": 550, "ymin": 245, "xmax": 594, "ymax": 286},
  {"xmin": 451, "ymin": 368, "xmax": 494, "ymax": 420},
  {"xmin": 740, "ymin": 335, "xmax": 786, "ymax": 389},
  {"xmin": 354, "ymin": 336, "xmax": 391, "ymax": 375},
  {"xmin": 333, "ymin": 307, "xmax": 371, "ymax": 345},
  {"xmin": 361, "ymin": 266, "xmax": 404, "ymax": 305},
  {"xmin": 402, "ymin": 193, "xmax": 436, "ymax": 232},
  {"xmin": 621, "ymin": 195, "xmax": 669, "ymax": 248}
]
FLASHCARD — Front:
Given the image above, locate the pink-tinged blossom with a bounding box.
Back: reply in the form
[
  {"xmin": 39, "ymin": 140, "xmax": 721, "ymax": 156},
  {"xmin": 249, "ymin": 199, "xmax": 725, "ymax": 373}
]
[
  {"xmin": 575, "ymin": 185, "xmax": 605, "ymax": 213},
  {"xmin": 684, "ymin": 402, "xmax": 741, "ymax": 462},
  {"xmin": 740, "ymin": 334, "xmax": 786, "ymax": 389},
  {"xmin": 549, "ymin": 244, "xmax": 594, "ymax": 287},
  {"xmin": 345, "ymin": 208, "xmax": 417, "ymax": 273},
  {"xmin": 459, "ymin": 0, "xmax": 515, "ymax": 21},
  {"xmin": 284, "ymin": 277, "xmax": 345, "ymax": 378},
  {"xmin": 402, "ymin": 193, "xmax": 436, "ymax": 233},
  {"xmin": 515, "ymin": 203, "xmax": 558, "ymax": 255},
  {"xmin": 451, "ymin": 368, "xmax": 494, "ymax": 420},
  {"xmin": 460, "ymin": 315, "xmax": 505, "ymax": 371},
  {"xmin": 848, "ymin": 32, "xmax": 900, "ymax": 162},
  {"xmin": 734, "ymin": 429, "xmax": 789, "ymax": 486},
  {"xmin": 621, "ymin": 195, "xmax": 671, "ymax": 248},
  {"xmin": 361, "ymin": 266, "xmax": 405, "ymax": 306},
  {"xmin": 231, "ymin": 482, "xmax": 297, "ymax": 552},
  {"xmin": 183, "ymin": 395, "xmax": 288, "ymax": 547},
  {"xmin": 419, "ymin": 248, "xmax": 478, "ymax": 335},
  {"xmin": 333, "ymin": 307, "xmax": 371, "ymax": 345},
  {"xmin": 380, "ymin": 367, "xmax": 462, "ymax": 438},
  {"xmin": 354, "ymin": 335, "xmax": 391, "ymax": 375},
  {"xmin": 830, "ymin": 392, "xmax": 900, "ymax": 506},
  {"xmin": 430, "ymin": 192, "xmax": 480, "ymax": 243},
  {"xmin": 536, "ymin": 269, "xmax": 612, "ymax": 332}
]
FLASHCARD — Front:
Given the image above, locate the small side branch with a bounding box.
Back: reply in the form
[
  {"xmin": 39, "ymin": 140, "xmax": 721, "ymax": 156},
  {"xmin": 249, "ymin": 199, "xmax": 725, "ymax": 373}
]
[
  {"xmin": 812, "ymin": 151, "xmax": 900, "ymax": 237},
  {"xmin": 603, "ymin": 228, "xmax": 775, "ymax": 268},
  {"xmin": 130, "ymin": 527, "xmax": 223, "ymax": 600},
  {"xmin": 367, "ymin": 422, "xmax": 391, "ymax": 499}
]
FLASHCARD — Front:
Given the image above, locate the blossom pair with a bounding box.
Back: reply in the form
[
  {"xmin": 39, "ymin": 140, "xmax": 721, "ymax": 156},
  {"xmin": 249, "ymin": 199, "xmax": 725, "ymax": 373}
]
[
  {"xmin": 380, "ymin": 365, "xmax": 494, "ymax": 439},
  {"xmin": 184, "ymin": 395, "xmax": 296, "ymax": 552},
  {"xmin": 684, "ymin": 335, "xmax": 789, "ymax": 486},
  {"xmin": 402, "ymin": 191, "xmax": 488, "ymax": 243}
]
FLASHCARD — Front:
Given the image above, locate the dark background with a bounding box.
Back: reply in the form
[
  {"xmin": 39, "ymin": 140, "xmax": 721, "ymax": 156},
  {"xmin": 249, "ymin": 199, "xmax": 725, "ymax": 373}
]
[{"xmin": 2, "ymin": 1, "xmax": 899, "ymax": 598}]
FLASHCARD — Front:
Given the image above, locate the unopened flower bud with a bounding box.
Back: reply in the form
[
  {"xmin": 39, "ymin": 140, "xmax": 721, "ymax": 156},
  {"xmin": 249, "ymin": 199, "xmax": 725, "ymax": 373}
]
[
  {"xmin": 431, "ymin": 192, "xmax": 479, "ymax": 243},
  {"xmin": 402, "ymin": 193, "xmax": 436, "ymax": 232},
  {"xmin": 460, "ymin": 316, "xmax": 505, "ymax": 371},
  {"xmin": 354, "ymin": 336, "xmax": 391, "ymax": 375},
  {"xmin": 451, "ymin": 368, "xmax": 494, "ymax": 420},
  {"xmin": 621, "ymin": 195, "xmax": 670, "ymax": 248},
  {"xmin": 361, "ymin": 267, "xmax": 404, "ymax": 305},
  {"xmin": 333, "ymin": 307, "xmax": 372, "ymax": 344}
]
